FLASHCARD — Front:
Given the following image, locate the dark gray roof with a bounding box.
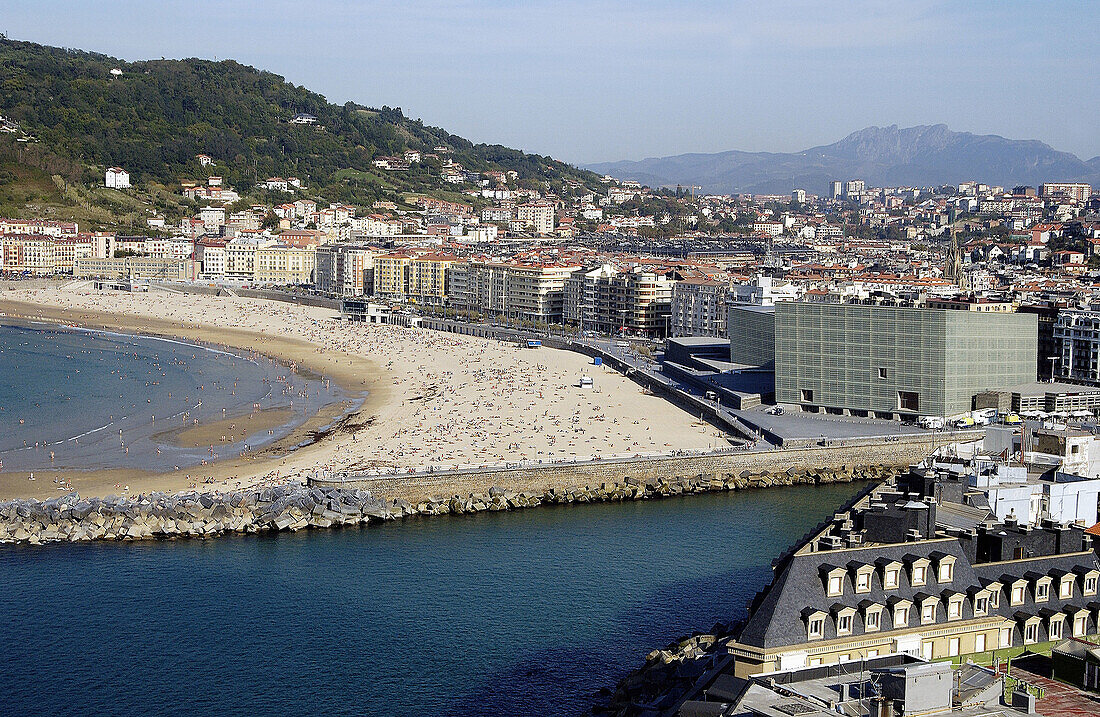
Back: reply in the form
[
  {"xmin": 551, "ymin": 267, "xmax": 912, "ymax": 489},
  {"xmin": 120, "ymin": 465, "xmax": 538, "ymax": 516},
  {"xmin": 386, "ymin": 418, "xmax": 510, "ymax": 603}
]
[
  {"xmin": 738, "ymin": 538, "xmax": 975, "ymax": 649},
  {"xmin": 738, "ymin": 537, "xmax": 1100, "ymax": 650}
]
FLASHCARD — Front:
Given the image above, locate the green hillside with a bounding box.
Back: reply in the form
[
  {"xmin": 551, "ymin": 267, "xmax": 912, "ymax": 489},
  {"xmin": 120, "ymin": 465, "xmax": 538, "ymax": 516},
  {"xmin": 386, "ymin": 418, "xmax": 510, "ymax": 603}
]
[{"xmin": 0, "ymin": 36, "xmax": 600, "ymax": 227}]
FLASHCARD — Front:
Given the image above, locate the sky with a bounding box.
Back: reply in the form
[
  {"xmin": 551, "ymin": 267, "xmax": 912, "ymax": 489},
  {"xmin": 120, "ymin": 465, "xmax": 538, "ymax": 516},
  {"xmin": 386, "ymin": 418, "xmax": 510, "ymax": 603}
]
[{"xmin": 3, "ymin": 1, "xmax": 1098, "ymax": 165}]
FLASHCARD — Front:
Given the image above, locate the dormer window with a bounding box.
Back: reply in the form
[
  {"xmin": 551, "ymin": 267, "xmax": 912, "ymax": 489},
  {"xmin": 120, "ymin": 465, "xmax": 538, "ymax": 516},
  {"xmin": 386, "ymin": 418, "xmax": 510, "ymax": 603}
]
[
  {"xmin": 1049, "ymin": 615, "xmax": 1064, "ymax": 640},
  {"xmin": 946, "ymin": 597, "xmax": 963, "ymax": 620},
  {"xmin": 987, "ymin": 584, "xmax": 1001, "ymax": 608},
  {"xmin": 1060, "ymin": 577, "xmax": 1074, "ymax": 600},
  {"xmin": 854, "ymin": 565, "xmax": 874, "ymax": 594},
  {"xmin": 974, "ymin": 595, "xmax": 989, "ymax": 616},
  {"xmin": 1010, "ymin": 582, "xmax": 1026, "ymax": 606},
  {"xmin": 837, "ymin": 612, "xmax": 854, "ymax": 636},
  {"xmin": 907, "ymin": 556, "xmax": 931, "ymax": 588},
  {"xmin": 1074, "ymin": 613, "xmax": 1088, "ymax": 637},
  {"xmin": 921, "ymin": 601, "xmax": 937, "ymax": 624},
  {"xmin": 1024, "ymin": 622, "xmax": 1038, "ymax": 644},
  {"xmin": 884, "ymin": 567, "xmax": 900, "ymax": 590},
  {"xmin": 1083, "ymin": 572, "xmax": 1098, "ymax": 596},
  {"xmin": 1035, "ymin": 579, "xmax": 1050, "ymax": 602},
  {"xmin": 894, "ymin": 604, "xmax": 911, "ymax": 627},
  {"xmin": 938, "ymin": 560, "xmax": 954, "ymax": 583},
  {"xmin": 823, "ymin": 566, "xmax": 847, "ymax": 597},
  {"xmin": 808, "ymin": 616, "xmax": 825, "ymax": 640}
]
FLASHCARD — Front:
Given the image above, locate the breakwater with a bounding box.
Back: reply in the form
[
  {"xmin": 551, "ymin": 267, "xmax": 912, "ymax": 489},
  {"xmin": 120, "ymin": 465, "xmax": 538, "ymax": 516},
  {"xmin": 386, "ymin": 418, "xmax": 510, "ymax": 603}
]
[{"xmin": 0, "ymin": 463, "xmax": 903, "ymax": 544}]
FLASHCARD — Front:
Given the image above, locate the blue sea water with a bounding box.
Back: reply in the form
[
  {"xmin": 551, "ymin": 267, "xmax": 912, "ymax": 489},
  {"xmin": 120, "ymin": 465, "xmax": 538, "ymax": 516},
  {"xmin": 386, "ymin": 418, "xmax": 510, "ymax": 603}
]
[
  {"xmin": 0, "ymin": 483, "xmax": 861, "ymax": 716},
  {"xmin": 0, "ymin": 322, "xmax": 352, "ymax": 474}
]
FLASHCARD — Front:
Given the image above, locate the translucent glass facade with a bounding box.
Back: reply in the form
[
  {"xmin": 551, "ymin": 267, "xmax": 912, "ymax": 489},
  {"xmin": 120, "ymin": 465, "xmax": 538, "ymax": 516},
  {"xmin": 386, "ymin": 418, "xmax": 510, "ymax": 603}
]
[
  {"xmin": 727, "ymin": 305, "xmax": 776, "ymax": 367},
  {"xmin": 775, "ymin": 303, "xmax": 1037, "ymax": 417}
]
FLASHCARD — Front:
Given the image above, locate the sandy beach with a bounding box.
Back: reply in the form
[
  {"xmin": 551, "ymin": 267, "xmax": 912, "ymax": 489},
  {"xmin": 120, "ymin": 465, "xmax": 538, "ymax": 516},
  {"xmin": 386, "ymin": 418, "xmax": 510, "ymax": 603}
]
[{"xmin": 0, "ymin": 283, "xmax": 722, "ymax": 500}]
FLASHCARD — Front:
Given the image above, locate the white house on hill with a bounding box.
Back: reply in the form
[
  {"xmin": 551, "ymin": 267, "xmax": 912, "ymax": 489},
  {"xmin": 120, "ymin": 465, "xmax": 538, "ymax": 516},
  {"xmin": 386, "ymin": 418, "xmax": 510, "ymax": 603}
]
[{"xmin": 105, "ymin": 167, "xmax": 131, "ymax": 189}]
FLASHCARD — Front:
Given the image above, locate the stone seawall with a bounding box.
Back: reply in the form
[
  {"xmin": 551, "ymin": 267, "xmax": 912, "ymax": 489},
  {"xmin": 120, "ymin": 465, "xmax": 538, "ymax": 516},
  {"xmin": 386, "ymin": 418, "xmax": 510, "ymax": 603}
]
[
  {"xmin": 313, "ymin": 436, "xmax": 953, "ymax": 502},
  {"xmin": 0, "ymin": 462, "xmax": 905, "ymax": 545}
]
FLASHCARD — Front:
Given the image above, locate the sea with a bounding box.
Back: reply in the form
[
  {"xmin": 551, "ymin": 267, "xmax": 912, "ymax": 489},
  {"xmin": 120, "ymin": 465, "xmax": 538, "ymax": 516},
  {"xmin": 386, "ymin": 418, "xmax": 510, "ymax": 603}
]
[
  {"xmin": 0, "ymin": 483, "xmax": 862, "ymax": 716},
  {"xmin": 0, "ymin": 322, "xmax": 354, "ymax": 474}
]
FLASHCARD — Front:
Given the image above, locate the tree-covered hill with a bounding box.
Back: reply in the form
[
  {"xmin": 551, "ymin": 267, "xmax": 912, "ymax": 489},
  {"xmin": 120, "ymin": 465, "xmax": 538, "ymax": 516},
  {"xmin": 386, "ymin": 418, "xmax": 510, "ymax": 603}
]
[{"xmin": 0, "ymin": 36, "xmax": 600, "ymax": 215}]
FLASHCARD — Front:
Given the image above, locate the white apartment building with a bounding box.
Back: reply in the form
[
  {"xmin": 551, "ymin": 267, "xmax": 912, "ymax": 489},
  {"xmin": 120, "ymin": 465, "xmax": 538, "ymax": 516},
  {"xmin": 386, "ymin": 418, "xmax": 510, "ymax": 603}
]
[
  {"xmin": 671, "ymin": 278, "xmax": 730, "ymax": 338},
  {"xmin": 200, "ymin": 206, "xmax": 226, "ymax": 234},
  {"xmin": 516, "ymin": 203, "xmax": 555, "ymax": 234}
]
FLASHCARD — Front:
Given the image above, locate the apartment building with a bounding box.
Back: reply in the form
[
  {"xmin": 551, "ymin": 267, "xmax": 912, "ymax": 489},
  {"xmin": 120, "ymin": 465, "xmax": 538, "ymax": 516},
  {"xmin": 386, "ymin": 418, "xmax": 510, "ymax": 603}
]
[
  {"xmin": 408, "ymin": 254, "xmax": 461, "ymax": 306},
  {"xmin": 373, "ymin": 253, "xmax": 412, "ymax": 300},
  {"xmin": 516, "ymin": 203, "xmax": 555, "ymax": 234},
  {"xmin": 0, "ymin": 235, "xmax": 56, "ymax": 275},
  {"xmin": 1054, "ymin": 309, "xmax": 1100, "ymax": 384},
  {"xmin": 563, "ymin": 264, "xmax": 674, "ymax": 336},
  {"xmin": 1039, "ymin": 183, "xmax": 1091, "ymax": 203},
  {"xmin": 503, "ymin": 262, "xmax": 578, "ymax": 323},
  {"xmin": 253, "ymin": 244, "xmax": 315, "ymax": 285},
  {"xmin": 671, "ymin": 278, "xmax": 730, "ymax": 338},
  {"xmin": 315, "ymin": 243, "xmax": 375, "ymax": 297}
]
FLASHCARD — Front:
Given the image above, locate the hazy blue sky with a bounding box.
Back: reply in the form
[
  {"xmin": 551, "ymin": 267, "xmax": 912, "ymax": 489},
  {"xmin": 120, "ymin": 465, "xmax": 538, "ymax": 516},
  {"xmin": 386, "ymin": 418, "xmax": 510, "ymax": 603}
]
[{"xmin": 4, "ymin": 1, "xmax": 1098, "ymax": 164}]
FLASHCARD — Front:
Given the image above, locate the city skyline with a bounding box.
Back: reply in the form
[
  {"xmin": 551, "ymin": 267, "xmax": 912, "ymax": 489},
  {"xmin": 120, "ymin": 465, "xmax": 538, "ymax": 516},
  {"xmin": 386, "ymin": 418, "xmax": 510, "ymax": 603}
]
[{"xmin": 3, "ymin": 0, "xmax": 1098, "ymax": 164}]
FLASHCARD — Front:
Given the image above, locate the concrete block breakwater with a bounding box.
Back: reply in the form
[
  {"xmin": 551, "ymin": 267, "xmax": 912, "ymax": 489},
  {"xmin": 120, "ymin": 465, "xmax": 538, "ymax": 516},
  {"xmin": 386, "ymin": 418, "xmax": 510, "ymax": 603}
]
[{"xmin": 0, "ymin": 464, "xmax": 904, "ymax": 545}]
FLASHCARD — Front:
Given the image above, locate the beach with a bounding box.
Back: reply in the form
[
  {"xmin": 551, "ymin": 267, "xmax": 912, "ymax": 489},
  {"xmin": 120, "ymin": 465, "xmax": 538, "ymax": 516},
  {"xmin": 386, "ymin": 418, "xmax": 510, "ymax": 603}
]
[{"xmin": 0, "ymin": 283, "xmax": 722, "ymax": 500}]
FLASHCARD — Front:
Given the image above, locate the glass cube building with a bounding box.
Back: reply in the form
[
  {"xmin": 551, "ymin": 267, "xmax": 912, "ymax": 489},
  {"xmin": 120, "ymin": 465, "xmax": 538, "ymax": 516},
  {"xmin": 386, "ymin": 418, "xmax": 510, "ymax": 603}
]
[{"xmin": 774, "ymin": 303, "xmax": 1037, "ymax": 418}]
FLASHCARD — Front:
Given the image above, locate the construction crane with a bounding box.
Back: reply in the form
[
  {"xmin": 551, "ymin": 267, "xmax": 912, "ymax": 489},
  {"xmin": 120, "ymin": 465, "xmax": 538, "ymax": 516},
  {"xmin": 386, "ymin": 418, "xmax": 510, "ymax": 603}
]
[{"xmin": 689, "ymin": 185, "xmax": 703, "ymax": 201}]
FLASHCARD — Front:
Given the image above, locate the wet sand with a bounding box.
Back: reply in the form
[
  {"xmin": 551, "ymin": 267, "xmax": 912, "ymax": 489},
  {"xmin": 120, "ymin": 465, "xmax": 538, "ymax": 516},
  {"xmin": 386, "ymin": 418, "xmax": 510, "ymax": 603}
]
[{"xmin": 153, "ymin": 408, "xmax": 297, "ymax": 448}]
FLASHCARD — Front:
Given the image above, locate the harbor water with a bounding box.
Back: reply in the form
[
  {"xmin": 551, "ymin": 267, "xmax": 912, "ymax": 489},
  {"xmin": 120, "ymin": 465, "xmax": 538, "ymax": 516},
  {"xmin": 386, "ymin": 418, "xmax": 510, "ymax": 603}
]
[{"xmin": 0, "ymin": 483, "xmax": 861, "ymax": 716}]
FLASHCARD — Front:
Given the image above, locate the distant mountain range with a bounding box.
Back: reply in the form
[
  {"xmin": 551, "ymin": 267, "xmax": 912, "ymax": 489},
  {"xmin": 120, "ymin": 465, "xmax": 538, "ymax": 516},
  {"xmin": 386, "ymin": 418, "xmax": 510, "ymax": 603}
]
[{"xmin": 586, "ymin": 125, "xmax": 1100, "ymax": 195}]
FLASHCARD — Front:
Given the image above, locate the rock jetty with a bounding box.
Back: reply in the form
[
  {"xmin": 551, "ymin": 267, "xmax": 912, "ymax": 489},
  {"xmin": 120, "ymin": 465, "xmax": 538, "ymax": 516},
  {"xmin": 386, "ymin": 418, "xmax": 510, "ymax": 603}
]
[
  {"xmin": 0, "ymin": 463, "xmax": 903, "ymax": 545},
  {"xmin": 591, "ymin": 627, "xmax": 734, "ymax": 717}
]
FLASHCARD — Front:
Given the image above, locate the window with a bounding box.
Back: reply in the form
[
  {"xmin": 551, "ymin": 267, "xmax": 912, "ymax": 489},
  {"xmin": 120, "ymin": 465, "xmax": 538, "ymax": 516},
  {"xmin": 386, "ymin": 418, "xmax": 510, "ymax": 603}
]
[
  {"xmin": 808, "ymin": 657, "xmax": 822, "ymax": 667},
  {"xmin": 878, "ymin": 367, "xmax": 887, "ymax": 379},
  {"xmin": 1061, "ymin": 579, "xmax": 1073, "ymax": 599},
  {"xmin": 837, "ymin": 614, "xmax": 853, "ymax": 635},
  {"xmin": 856, "ymin": 571, "xmax": 872, "ymax": 593},
  {"xmin": 1050, "ymin": 619, "xmax": 1063, "ymax": 640},
  {"xmin": 808, "ymin": 618, "xmax": 824, "ymax": 639},
  {"xmin": 1024, "ymin": 623, "xmax": 1038, "ymax": 644},
  {"xmin": 988, "ymin": 588, "xmax": 1000, "ymax": 608},
  {"xmin": 913, "ymin": 565, "xmax": 927, "ymax": 586},
  {"xmin": 898, "ymin": 390, "xmax": 920, "ymax": 412},
  {"xmin": 975, "ymin": 633, "xmax": 987, "ymax": 653},
  {"xmin": 895, "ymin": 606, "xmax": 910, "ymax": 626},
  {"xmin": 1075, "ymin": 615, "xmax": 1087, "ymax": 637},
  {"xmin": 866, "ymin": 610, "xmax": 881, "ymax": 631},
  {"xmin": 1086, "ymin": 576, "xmax": 1098, "ymax": 595},
  {"xmin": 947, "ymin": 599, "xmax": 962, "ymax": 620},
  {"xmin": 948, "ymin": 638, "xmax": 960, "ymax": 657},
  {"xmin": 1011, "ymin": 585, "xmax": 1025, "ymax": 605},
  {"xmin": 801, "ymin": 389, "xmax": 814, "ymax": 403},
  {"xmin": 938, "ymin": 562, "xmax": 953, "ymax": 583},
  {"xmin": 1036, "ymin": 582, "xmax": 1049, "ymax": 602},
  {"xmin": 828, "ymin": 575, "xmax": 843, "ymax": 596},
  {"xmin": 884, "ymin": 568, "xmax": 900, "ymax": 590},
  {"xmin": 922, "ymin": 602, "xmax": 936, "ymax": 624}
]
